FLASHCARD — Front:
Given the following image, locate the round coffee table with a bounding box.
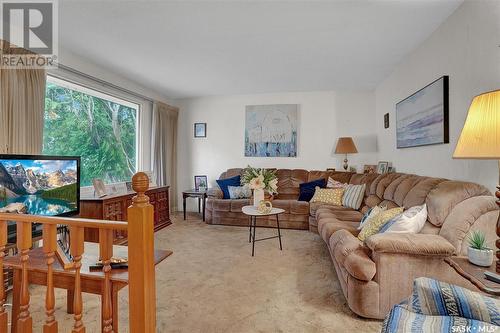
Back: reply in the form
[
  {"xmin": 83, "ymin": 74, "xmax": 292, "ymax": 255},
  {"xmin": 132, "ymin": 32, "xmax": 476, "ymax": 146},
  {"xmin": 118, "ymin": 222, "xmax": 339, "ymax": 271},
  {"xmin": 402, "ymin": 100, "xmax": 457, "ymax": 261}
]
[{"xmin": 242, "ymin": 205, "xmax": 285, "ymax": 257}]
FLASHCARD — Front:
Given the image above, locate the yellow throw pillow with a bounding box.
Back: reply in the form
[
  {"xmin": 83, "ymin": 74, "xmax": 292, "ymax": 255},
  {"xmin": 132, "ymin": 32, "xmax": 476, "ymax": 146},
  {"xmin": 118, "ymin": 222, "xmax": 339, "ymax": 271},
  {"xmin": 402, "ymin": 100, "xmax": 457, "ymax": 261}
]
[
  {"xmin": 358, "ymin": 207, "xmax": 404, "ymax": 242},
  {"xmin": 310, "ymin": 187, "xmax": 344, "ymax": 205}
]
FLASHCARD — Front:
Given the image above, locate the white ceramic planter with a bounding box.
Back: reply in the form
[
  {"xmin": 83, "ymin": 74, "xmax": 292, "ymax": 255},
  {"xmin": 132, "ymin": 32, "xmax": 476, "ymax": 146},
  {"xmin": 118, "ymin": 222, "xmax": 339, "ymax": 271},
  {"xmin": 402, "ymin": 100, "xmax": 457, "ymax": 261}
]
[
  {"xmin": 253, "ymin": 188, "xmax": 264, "ymax": 207},
  {"xmin": 467, "ymin": 247, "xmax": 494, "ymax": 267}
]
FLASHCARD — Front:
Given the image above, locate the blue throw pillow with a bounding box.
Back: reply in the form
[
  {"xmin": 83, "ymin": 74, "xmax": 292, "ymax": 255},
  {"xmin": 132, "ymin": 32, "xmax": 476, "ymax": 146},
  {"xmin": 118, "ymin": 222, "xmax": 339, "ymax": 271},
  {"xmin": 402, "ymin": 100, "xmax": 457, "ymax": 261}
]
[
  {"xmin": 216, "ymin": 175, "xmax": 241, "ymax": 199},
  {"xmin": 298, "ymin": 178, "xmax": 326, "ymax": 201}
]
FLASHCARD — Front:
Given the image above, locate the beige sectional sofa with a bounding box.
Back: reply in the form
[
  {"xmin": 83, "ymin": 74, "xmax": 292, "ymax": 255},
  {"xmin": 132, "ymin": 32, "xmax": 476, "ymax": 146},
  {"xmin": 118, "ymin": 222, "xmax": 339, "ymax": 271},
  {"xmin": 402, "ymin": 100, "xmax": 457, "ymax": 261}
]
[
  {"xmin": 315, "ymin": 173, "xmax": 499, "ymax": 319},
  {"xmin": 206, "ymin": 168, "xmax": 355, "ymax": 229}
]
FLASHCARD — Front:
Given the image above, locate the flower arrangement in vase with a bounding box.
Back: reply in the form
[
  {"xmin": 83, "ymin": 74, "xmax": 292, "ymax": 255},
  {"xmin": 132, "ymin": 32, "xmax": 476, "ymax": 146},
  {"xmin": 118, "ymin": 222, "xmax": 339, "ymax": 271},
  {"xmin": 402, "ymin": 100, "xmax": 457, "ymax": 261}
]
[{"xmin": 241, "ymin": 166, "xmax": 278, "ymax": 206}]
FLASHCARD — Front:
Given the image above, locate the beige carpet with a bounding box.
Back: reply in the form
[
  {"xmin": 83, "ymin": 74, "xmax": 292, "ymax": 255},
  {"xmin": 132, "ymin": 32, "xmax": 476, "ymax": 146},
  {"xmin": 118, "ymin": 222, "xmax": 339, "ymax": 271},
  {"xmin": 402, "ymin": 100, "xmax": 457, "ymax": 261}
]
[{"xmin": 7, "ymin": 213, "xmax": 382, "ymax": 332}]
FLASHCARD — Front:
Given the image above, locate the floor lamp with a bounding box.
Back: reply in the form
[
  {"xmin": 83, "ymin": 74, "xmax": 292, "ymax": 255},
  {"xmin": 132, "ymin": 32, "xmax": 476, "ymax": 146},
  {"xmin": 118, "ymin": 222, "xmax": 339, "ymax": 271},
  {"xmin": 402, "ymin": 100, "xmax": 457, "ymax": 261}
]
[{"xmin": 453, "ymin": 89, "xmax": 500, "ymax": 273}]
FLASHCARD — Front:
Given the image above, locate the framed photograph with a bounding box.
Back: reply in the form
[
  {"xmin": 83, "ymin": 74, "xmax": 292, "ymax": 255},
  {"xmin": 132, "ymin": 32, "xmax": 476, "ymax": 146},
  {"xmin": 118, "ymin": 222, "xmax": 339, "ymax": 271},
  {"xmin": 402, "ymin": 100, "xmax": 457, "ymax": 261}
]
[
  {"xmin": 384, "ymin": 113, "xmax": 390, "ymax": 129},
  {"xmin": 194, "ymin": 175, "xmax": 208, "ymax": 191},
  {"xmin": 388, "ymin": 166, "xmax": 395, "ymax": 173},
  {"xmin": 376, "ymin": 162, "xmax": 389, "ymax": 174},
  {"xmin": 326, "ymin": 168, "xmax": 336, "ymax": 172},
  {"xmin": 396, "ymin": 76, "xmax": 449, "ymax": 148},
  {"xmin": 363, "ymin": 164, "xmax": 377, "ymax": 174},
  {"xmin": 125, "ymin": 181, "xmax": 133, "ymax": 192},
  {"xmin": 92, "ymin": 178, "xmax": 107, "ymax": 197},
  {"xmin": 194, "ymin": 123, "xmax": 207, "ymax": 138}
]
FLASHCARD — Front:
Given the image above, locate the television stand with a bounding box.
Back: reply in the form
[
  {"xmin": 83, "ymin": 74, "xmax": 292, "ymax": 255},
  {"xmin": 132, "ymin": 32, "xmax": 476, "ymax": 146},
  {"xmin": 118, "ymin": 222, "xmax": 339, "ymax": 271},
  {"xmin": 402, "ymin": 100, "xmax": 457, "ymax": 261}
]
[{"xmin": 79, "ymin": 185, "xmax": 171, "ymax": 244}]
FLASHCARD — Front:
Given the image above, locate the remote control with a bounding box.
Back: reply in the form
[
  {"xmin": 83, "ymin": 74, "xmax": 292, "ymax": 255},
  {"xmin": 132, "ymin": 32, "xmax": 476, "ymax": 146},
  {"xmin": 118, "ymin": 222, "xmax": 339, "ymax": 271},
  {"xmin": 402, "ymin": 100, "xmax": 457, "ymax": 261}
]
[{"xmin": 484, "ymin": 271, "xmax": 500, "ymax": 284}]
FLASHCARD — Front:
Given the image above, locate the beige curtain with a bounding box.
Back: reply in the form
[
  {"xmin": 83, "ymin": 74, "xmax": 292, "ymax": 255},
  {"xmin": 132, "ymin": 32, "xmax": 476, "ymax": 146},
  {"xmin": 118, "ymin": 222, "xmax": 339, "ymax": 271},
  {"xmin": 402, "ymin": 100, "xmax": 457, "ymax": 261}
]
[
  {"xmin": 0, "ymin": 41, "xmax": 46, "ymax": 154},
  {"xmin": 151, "ymin": 102, "xmax": 178, "ymax": 210}
]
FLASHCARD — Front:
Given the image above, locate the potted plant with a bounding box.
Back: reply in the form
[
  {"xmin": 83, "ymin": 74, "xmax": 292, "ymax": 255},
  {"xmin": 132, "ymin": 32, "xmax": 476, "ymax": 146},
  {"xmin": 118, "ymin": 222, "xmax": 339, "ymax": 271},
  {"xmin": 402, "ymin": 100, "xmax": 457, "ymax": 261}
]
[
  {"xmin": 241, "ymin": 166, "xmax": 278, "ymax": 206},
  {"xmin": 467, "ymin": 230, "xmax": 493, "ymax": 267}
]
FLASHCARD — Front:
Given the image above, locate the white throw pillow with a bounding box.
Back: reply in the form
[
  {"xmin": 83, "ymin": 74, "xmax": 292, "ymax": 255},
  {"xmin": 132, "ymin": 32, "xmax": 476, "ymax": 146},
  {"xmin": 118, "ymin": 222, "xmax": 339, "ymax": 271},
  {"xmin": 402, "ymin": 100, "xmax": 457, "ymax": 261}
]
[
  {"xmin": 327, "ymin": 177, "xmax": 348, "ymax": 189},
  {"xmin": 358, "ymin": 205, "xmax": 386, "ymax": 230},
  {"xmin": 379, "ymin": 204, "xmax": 427, "ymax": 234}
]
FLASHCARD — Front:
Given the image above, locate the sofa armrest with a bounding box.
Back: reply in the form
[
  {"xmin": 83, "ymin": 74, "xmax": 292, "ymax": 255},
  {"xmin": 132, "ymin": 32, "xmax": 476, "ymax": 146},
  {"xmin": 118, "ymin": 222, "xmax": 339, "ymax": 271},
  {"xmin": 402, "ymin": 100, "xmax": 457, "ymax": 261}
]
[
  {"xmin": 207, "ymin": 187, "xmax": 223, "ymax": 199},
  {"xmin": 365, "ymin": 233, "xmax": 455, "ymax": 257}
]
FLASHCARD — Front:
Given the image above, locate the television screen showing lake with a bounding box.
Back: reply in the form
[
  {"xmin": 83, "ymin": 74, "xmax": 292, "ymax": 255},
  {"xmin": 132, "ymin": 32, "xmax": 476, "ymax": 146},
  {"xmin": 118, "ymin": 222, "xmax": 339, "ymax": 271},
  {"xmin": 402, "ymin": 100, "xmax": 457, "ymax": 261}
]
[{"xmin": 0, "ymin": 157, "xmax": 79, "ymax": 216}]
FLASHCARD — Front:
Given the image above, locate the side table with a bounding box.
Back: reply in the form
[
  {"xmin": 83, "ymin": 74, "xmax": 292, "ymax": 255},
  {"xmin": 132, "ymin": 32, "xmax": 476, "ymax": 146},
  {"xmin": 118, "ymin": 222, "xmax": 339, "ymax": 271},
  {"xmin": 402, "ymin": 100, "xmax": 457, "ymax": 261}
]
[
  {"xmin": 445, "ymin": 256, "xmax": 500, "ymax": 296},
  {"xmin": 182, "ymin": 189, "xmax": 208, "ymax": 221},
  {"xmin": 242, "ymin": 205, "xmax": 285, "ymax": 257}
]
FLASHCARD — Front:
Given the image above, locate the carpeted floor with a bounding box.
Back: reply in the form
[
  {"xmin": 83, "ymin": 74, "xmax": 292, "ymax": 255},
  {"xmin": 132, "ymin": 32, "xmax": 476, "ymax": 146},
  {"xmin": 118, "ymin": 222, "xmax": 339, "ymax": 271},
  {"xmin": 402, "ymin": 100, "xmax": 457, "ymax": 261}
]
[{"xmin": 7, "ymin": 213, "xmax": 382, "ymax": 332}]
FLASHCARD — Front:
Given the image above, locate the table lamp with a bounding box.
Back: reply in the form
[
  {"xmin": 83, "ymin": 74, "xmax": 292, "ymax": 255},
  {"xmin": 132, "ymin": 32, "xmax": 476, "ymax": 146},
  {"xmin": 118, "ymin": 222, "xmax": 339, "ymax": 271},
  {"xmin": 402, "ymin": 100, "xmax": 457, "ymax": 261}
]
[
  {"xmin": 335, "ymin": 137, "xmax": 358, "ymax": 171},
  {"xmin": 453, "ymin": 89, "xmax": 500, "ymax": 273}
]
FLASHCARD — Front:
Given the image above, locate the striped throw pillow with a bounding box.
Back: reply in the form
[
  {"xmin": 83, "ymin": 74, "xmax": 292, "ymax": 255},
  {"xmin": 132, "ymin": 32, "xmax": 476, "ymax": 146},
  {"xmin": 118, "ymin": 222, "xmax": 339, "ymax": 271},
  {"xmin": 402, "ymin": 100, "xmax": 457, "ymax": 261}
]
[{"xmin": 342, "ymin": 184, "xmax": 366, "ymax": 210}]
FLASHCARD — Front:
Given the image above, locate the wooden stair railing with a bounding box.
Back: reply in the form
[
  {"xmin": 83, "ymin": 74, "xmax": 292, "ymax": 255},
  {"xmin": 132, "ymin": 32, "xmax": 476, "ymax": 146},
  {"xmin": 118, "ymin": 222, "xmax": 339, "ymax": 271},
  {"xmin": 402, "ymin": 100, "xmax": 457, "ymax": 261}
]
[{"xmin": 0, "ymin": 171, "xmax": 157, "ymax": 333}]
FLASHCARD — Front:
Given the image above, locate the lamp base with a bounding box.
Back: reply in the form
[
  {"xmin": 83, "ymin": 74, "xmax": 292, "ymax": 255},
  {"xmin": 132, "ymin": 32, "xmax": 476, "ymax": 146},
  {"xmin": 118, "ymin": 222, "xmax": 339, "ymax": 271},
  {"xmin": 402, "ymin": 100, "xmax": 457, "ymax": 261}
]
[{"xmin": 343, "ymin": 157, "xmax": 348, "ymax": 171}]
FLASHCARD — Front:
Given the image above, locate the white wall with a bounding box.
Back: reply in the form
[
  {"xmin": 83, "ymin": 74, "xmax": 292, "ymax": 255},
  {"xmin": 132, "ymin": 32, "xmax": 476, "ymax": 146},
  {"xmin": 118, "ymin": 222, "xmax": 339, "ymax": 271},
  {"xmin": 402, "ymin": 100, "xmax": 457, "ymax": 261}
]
[
  {"xmin": 174, "ymin": 90, "xmax": 377, "ymax": 211},
  {"xmin": 375, "ymin": 0, "xmax": 500, "ymax": 192}
]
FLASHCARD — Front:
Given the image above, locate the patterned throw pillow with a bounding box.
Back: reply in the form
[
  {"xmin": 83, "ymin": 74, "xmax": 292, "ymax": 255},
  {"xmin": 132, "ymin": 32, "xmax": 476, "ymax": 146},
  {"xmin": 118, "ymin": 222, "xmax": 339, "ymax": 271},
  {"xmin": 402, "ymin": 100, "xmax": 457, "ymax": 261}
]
[
  {"xmin": 342, "ymin": 184, "xmax": 366, "ymax": 210},
  {"xmin": 228, "ymin": 186, "xmax": 251, "ymax": 199},
  {"xmin": 358, "ymin": 205, "xmax": 387, "ymax": 230},
  {"xmin": 310, "ymin": 187, "xmax": 344, "ymax": 205},
  {"xmin": 358, "ymin": 207, "xmax": 403, "ymax": 242},
  {"xmin": 327, "ymin": 177, "xmax": 348, "ymax": 189}
]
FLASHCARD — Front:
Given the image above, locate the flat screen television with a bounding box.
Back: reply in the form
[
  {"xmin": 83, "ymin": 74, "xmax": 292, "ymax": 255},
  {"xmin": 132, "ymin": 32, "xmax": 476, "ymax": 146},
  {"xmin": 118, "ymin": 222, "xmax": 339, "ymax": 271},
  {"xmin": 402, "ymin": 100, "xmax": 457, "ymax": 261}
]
[{"xmin": 0, "ymin": 154, "xmax": 81, "ymax": 217}]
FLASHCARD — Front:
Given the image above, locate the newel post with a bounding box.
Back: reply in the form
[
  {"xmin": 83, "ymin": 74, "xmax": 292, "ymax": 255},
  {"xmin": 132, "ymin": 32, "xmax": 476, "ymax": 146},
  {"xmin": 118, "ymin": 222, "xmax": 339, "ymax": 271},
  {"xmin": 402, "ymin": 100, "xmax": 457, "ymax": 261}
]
[{"xmin": 127, "ymin": 172, "xmax": 156, "ymax": 333}]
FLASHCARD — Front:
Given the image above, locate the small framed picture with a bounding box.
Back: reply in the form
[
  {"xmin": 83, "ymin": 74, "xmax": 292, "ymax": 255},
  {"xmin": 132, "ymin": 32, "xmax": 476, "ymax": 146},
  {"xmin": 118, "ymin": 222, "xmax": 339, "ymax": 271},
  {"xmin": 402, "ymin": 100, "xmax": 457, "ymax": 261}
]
[
  {"xmin": 388, "ymin": 166, "xmax": 395, "ymax": 173},
  {"xmin": 92, "ymin": 178, "xmax": 107, "ymax": 197},
  {"xmin": 194, "ymin": 175, "xmax": 208, "ymax": 191},
  {"xmin": 377, "ymin": 161, "xmax": 389, "ymax": 174},
  {"xmin": 363, "ymin": 165, "xmax": 377, "ymax": 174},
  {"xmin": 125, "ymin": 181, "xmax": 133, "ymax": 192},
  {"xmin": 194, "ymin": 123, "xmax": 207, "ymax": 138},
  {"xmin": 326, "ymin": 168, "xmax": 336, "ymax": 172},
  {"xmin": 384, "ymin": 113, "xmax": 390, "ymax": 129}
]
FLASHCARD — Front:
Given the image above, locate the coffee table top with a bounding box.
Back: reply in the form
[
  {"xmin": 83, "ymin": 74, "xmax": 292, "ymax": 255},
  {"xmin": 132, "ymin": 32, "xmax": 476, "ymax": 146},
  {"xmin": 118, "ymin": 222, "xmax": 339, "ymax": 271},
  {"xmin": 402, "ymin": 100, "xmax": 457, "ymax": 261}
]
[{"xmin": 242, "ymin": 205, "xmax": 285, "ymax": 216}]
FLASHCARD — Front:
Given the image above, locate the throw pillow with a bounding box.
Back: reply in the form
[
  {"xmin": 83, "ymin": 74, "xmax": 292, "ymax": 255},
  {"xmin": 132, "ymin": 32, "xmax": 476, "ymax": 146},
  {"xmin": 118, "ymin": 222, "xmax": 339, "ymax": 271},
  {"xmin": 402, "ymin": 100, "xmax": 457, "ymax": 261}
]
[
  {"xmin": 216, "ymin": 175, "xmax": 241, "ymax": 199},
  {"xmin": 379, "ymin": 204, "xmax": 427, "ymax": 234},
  {"xmin": 358, "ymin": 207, "xmax": 404, "ymax": 242},
  {"xmin": 327, "ymin": 177, "xmax": 348, "ymax": 189},
  {"xmin": 228, "ymin": 185, "xmax": 252, "ymax": 199},
  {"xmin": 310, "ymin": 187, "xmax": 344, "ymax": 205},
  {"xmin": 298, "ymin": 178, "xmax": 326, "ymax": 201},
  {"xmin": 342, "ymin": 184, "xmax": 366, "ymax": 210},
  {"xmin": 358, "ymin": 205, "xmax": 386, "ymax": 230}
]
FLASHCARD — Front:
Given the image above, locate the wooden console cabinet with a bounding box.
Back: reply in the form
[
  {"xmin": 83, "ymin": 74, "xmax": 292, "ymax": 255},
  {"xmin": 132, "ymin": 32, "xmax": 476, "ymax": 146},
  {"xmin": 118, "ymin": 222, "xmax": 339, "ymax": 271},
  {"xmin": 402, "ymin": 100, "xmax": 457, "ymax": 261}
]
[{"xmin": 79, "ymin": 186, "xmax": 171, "ymax": 244}]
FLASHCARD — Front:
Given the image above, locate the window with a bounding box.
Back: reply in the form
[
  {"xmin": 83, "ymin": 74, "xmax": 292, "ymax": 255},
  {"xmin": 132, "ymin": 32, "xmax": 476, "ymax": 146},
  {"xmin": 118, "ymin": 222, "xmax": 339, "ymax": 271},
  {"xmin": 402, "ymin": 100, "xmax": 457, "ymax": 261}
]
[{"xmin": 43, "ymin": 76, "xmax": 139, "ymax": 186}]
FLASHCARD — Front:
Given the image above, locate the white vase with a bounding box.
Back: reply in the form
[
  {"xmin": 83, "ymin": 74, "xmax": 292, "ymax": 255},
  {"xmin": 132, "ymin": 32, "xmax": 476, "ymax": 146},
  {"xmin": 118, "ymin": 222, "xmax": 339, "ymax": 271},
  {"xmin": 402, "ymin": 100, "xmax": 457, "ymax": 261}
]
[
  {"xmin": 467, "ymin": 247, "xmax": 494, "ymax": 267},
  {"xmin": 253, "ymin": 188, "xmax": 264, "ymax": 207}
]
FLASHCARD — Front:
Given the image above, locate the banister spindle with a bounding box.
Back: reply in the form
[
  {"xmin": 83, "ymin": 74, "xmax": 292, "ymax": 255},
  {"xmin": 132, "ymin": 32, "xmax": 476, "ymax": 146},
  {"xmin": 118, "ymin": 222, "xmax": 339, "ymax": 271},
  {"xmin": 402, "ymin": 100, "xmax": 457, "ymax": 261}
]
[
  {"xmin": 99, "ymin": 228, "xmax": 114, "ymax": 333},
  {"xmin": 70, "ymin": 225, "xmax": 85, "ymax": 333},
  {"xmin": 17, "ymin": 220, "xmax": 33, "ymax": 333},
  {"xmin": 43, "ymin": 224, "xmax": 58, "ymax": 333},
  {"xmin": 128, "ymin": 172, "xmax": 156, "ymax": 333},
  {"xmin": 0, "ymin": 220, "xmax": 7, "ymax": 332}
]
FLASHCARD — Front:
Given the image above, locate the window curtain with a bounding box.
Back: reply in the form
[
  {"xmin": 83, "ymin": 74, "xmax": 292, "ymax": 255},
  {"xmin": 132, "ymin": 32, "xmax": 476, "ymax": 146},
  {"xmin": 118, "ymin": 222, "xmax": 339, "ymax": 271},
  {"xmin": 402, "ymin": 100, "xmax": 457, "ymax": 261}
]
[
  {"xmin": 0, "ymin": 40, "xmax": 46, "ymax": 154},
  {"xmin": 151, "ymin": 102, "xmax": 178, "ymax": 210}
]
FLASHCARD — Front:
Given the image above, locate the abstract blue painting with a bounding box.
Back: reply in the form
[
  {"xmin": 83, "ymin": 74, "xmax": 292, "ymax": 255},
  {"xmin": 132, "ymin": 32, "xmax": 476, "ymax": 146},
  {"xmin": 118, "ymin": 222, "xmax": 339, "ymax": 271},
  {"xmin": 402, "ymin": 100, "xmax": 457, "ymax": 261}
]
[
  {"xmin": 245, "ymin": 104, "xmax": 298, "ymax": 157},
  {"xmin": 396, "ymin": 76, "xmax": 449, "ymax": 149}
]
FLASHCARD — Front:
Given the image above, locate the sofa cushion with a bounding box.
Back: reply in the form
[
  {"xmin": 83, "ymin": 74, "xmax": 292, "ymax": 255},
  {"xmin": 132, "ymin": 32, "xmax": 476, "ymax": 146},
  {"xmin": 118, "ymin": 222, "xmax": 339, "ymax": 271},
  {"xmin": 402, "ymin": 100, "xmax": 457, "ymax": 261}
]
[
  {"xmin": 229, "ymin": 199, "xmax": 251, "ymax": 212},
  {"xmin": 318, "ymin": 218, "xmax": 360, "ymax": 242},
  {"xmin": 216, "ymin": 175, "xmax": 241, "ymax": 199},
  {"xmin": 310, "ymin": 187, "xmax": 344, "ymax": 205},
  {"xmin": 365, "ymin": 233, "xmax": 455, "ymax": 256},
  {"xmin": 289, "ymin": 200, "xmax": 309, "ymax": 215},
  {"xmin": 358, "ymin": 207, "xmax": 403, "ymax": 241},
  {"xmin": 298, "ymin": 178, "xmax": 326, "ymax": 201},
  {"xmin": 312, "ymin": 203, "xmax": 352, "ymax": 217},
  {"xmin": 329, "ymin": 230, "xmax": 376, "ymax": 281}
]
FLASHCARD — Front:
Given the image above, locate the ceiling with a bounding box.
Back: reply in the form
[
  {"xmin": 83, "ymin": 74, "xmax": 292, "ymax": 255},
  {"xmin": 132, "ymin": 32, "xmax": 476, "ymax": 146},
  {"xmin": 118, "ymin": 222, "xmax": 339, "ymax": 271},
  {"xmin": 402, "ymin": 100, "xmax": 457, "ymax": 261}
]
[{"xmin": 58, "ymin": 0, "xmax": 463, "ymax": 99}]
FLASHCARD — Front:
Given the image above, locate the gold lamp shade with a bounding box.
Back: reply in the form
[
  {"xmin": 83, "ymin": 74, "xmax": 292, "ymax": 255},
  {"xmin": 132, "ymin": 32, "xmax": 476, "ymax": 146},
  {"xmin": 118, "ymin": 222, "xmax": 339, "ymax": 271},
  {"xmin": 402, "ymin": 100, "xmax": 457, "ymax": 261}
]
[
  {"xmin": 453, "ymin": 90, "xmax": 500, "ymax": 159},
  {"xmin": 335, "ymin": 137, "xmax": 358, "ymax": 154}
]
